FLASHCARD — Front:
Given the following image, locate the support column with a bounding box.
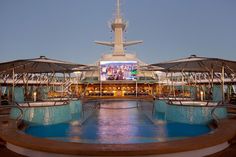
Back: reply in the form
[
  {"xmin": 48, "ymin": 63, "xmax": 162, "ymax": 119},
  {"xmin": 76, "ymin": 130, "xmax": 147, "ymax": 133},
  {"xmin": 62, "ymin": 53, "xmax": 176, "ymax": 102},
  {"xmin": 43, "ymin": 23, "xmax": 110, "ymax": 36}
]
[{"xmin": 100, "ymin": 81, "xmax": 102, "ymax": 97}]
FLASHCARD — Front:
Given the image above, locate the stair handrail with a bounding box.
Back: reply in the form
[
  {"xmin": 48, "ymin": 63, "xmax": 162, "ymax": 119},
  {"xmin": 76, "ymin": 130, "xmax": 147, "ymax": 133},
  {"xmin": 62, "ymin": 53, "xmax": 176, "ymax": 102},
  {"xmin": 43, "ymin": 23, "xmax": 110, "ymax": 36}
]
[
  {"xmin": 80, "ymin": 101, "xmax": 100, "ymax": 125},
  {"xmin": 0, "ymin": 102, "xmax": 24, "ymax": 126},
  {"xmin": 211, "ymin": 101, "xmax": 236, "ymax": 124}
]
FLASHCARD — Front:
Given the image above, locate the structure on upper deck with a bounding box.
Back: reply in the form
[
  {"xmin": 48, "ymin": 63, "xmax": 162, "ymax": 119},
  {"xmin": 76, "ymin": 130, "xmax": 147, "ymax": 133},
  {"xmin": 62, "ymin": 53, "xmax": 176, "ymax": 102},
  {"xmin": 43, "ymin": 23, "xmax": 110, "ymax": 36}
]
[
  {"xmin": 83, "ymin": 0, "xmax": 155, "ymax": 82},
  {"xmin": 95, "ymin": 0, "xmax": 142, "ymax": 56}
]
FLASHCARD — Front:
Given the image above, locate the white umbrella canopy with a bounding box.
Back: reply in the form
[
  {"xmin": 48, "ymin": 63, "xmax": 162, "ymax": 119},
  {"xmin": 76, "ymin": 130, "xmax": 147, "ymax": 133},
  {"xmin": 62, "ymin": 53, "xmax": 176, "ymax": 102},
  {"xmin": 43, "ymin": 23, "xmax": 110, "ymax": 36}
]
[
  {"xmin": 151, "ymin": 55, "xmax": 236, "ymax": 73},
  {"xmin": 0, "ymin": 56, "xmax": 85, "ymax": 74}
]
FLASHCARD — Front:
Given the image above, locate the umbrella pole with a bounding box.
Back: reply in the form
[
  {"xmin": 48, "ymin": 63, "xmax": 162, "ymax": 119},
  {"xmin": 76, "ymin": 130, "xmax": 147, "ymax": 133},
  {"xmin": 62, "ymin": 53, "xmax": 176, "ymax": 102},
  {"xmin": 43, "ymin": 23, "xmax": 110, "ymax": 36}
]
[
  {"xmin": 181, "ymin": 70, "xmax": 184, "ymax": 98},
  {"xmin": 211, "ymin": 67, "xmax": 214, "ymax": 100},
  {"xmin": 171, "ymin": 72, "xmax": 175, "ymax": 97},
  {"xmin": 12, "ymin": 68, "xmax": 15, "ymax": 103},
  {"xmin": 221, "ymin": 65, "xmax": 225, "ymax": 102},
  {"xmin": 62, "ymin": 72, "xmax": 65, "ymax": 97},
  {"xmin": 194, "ymin": 73, "xmax": 197, "ymax": 100},
  {"xmin": 166, "ymin": 72, "xmax": 169, "ymax": 96}
]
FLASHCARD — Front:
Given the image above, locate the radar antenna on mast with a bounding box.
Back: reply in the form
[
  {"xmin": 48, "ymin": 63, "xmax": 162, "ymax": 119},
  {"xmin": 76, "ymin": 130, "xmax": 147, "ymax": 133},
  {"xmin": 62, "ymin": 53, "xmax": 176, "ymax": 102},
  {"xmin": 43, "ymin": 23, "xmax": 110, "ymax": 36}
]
[{"xmin": 95, "ymin": 0, "xmax": 143, "ymax": 56}]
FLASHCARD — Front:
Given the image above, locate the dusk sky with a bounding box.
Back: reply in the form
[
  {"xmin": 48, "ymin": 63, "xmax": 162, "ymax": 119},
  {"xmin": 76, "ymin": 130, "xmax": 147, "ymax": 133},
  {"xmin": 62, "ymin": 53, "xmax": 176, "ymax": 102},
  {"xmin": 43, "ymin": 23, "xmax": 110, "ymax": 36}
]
[{"xmin": 0, "ymin": 0, "xmax": 235, "ymax": 64}]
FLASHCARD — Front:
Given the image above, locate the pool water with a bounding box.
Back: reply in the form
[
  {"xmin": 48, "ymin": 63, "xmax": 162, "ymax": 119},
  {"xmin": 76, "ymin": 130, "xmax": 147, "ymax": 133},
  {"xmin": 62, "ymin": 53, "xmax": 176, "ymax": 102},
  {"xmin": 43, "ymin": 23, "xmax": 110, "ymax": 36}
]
[{"xmin": 25, "ymin": 101, "xmax": 211, "ymax": 144}]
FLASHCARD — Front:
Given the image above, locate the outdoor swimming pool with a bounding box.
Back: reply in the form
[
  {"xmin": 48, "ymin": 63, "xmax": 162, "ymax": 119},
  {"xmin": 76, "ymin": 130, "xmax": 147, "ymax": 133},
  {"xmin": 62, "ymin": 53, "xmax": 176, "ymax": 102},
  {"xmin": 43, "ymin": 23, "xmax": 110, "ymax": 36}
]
[{"xmin": 24, "ymin": 100, "xmax": 211, "ymax": 144}]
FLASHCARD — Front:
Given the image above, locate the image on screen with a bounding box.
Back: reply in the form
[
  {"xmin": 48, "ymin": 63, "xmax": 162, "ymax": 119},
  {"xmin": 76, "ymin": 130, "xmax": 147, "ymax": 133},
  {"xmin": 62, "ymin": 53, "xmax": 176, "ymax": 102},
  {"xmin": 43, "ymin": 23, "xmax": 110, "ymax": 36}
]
[{"xmin": 100, "ymin": 61, "xmax": 138, "ymax": 81}]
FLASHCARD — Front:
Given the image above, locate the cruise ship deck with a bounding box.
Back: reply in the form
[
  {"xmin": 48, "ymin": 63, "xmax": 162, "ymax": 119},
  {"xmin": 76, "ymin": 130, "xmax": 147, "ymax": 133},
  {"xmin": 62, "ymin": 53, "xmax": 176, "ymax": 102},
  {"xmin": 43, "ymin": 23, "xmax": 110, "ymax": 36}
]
[{"xmin": 1, "ymin": 0, "xmax": 236, "ymax": 157}]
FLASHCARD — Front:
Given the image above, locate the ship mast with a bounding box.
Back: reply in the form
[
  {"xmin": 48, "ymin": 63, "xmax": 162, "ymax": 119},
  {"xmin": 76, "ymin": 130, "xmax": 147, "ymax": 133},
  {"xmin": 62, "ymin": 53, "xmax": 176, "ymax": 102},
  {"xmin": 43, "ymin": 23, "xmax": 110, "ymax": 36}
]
[
  {"xmin": 116, "ymin": 0, "xmax": 121, "ymax": 18},
  {"xmin": 95, "ymin": 0, "xmax": 142, "ymax": 56}
]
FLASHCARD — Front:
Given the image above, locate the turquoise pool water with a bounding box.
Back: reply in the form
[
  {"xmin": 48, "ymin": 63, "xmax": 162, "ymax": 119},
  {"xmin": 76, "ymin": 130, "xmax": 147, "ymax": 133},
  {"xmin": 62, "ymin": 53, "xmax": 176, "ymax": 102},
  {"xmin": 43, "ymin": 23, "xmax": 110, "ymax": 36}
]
[
  {"xmin": 11, "ymin": 100, "xmax": 82, "ymax": 125},
  {"xmin": 154, "ymin": 100, "xmax": 227, "ymax": 124},
  {"xmin": 25, "ymin": 100, "xmax": 211, "ymax": 144}
]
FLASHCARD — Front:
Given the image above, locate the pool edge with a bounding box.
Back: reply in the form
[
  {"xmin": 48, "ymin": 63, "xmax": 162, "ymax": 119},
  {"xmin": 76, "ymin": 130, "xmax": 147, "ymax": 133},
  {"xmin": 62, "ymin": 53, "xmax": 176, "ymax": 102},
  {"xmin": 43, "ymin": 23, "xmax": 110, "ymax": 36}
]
[{"xmin": 1, "ymin": 118, "xmax": 236, "ymax": 156}]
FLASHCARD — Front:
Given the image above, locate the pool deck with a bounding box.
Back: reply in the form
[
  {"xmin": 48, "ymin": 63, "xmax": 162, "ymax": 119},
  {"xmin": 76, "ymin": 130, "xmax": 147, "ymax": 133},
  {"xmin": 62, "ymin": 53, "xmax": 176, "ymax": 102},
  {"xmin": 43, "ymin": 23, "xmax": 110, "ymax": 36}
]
[
  {"xmin": 1, "ymin": 106, "xmax": 236, "ymax": 157},
  {"xmin": 206, "ymin": 117, "xmax": 236, "ymax": 157},
  {"xmin": 1, "ymin": 116, "xmax": 236, "ymax": 157},
  {"xmin": 0, "ymin": 145, "xmax": 25, "ymax": 157},
  {"xmin": 1, "ymin": 135, "xmax": 236, "ymax": 157}
]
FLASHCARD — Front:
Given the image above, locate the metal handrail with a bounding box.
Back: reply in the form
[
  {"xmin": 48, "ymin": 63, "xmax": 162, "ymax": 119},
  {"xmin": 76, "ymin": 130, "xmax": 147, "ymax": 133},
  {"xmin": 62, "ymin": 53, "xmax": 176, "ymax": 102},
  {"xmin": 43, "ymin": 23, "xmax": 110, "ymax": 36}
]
[
  {"xmin": 210, "ymin": 101, "xmax": 236, "ymax": 124},
  {"xmin": 138, "ymin": 99, "xmax": 157, "ymax": 124},
  {"xmin": 167, "ymin": 99, "xmax": 213, "ymax": 106},
  {"xmin": 19, "ymin": 98, "xmax": 70, "ymax": 107},
  {"xmin": 138, "ymin": 98, "xmax": 156, "ymax": 116},
  {"xmin": 80, "ymin": 102, "xmax": 100, "ymax": 125},
  {"xmin": 210, "ymin": 101, "xmax": 223, "ymax": 123},
  {"xmin": 0, "ymin": 102, "xmax": 24, "ymax": 126}
]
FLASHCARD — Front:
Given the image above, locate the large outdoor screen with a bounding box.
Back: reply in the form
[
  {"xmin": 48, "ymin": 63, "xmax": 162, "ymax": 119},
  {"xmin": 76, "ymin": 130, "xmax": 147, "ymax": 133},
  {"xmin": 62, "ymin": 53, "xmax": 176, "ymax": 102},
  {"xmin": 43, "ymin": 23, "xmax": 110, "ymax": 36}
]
[{"xmin": 100, "ymin": 61, "xmax": 138, "ymax": 81}]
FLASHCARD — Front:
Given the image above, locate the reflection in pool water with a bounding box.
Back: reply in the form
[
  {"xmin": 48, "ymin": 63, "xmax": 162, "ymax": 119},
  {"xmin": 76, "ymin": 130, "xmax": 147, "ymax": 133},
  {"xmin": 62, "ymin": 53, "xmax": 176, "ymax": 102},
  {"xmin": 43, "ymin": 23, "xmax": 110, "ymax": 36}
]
[{"xmin": 25, "ymin": 101, "xmax": 211, "ymax": 144}]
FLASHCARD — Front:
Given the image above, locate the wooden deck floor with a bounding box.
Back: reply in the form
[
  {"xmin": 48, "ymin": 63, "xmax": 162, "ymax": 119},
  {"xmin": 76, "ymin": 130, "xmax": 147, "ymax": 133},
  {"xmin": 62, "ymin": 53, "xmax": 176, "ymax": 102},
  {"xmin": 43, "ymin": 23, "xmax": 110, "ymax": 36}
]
[{"xmin": 1, "ymin": 139, "xmax": 236, "ymax": 157}]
